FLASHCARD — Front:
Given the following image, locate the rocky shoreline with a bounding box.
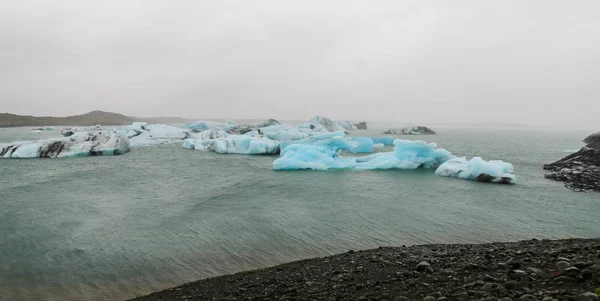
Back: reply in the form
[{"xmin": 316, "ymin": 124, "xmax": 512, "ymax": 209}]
[
  {"xmin": 132, "ymin": 238, "xmax": 600, "ymax": 301},
  {"xmin": 544, "ymin": 132, "xmax": 600, "ymax": 192}
]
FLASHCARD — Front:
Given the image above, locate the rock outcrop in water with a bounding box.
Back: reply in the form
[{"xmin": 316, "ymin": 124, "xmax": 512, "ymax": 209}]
[
  {"xmin": 584, "ymin": 132, "xmax": 600, "ymax": 149},
  {"xmin": 543, "ymin": 132, "xmax": 600, "ymax": 192}
]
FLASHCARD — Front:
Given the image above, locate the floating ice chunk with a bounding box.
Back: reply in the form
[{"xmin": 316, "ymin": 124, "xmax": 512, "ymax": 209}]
[
  {"xmin": 31, "ymin": 126, "xmax": 56, "ymax": 132},
  {"xmin": 184, "ymin": 133, "xmax": 279, "ymax": 154},
  {"xmin": 244, "ymin": 131, "xmax": 260, "ymax": 137},
  {"xmin": 274, "ymin": 144, "xmax": 357, "ymax": 170},
  {"xmin": 1, "ymin": 131, "xmax": 130, "ymax": 158},
  {"xmin": 257, "ymin": 119, "xmax": 281, "ymax": 127},
  {"xmin": 337, "ymin": 121, "xmax": 357, "ymax": 130},
  {"xmin": 117, "ymin": 123, "xmax": 190, "ymax": 146},
  {"xmin": 184, "ymin": 120, "xmax": 238, "ymax": 132},
  {"xmin": 354, "ymin": 140, "xmax": 452, "ymax": 170},
  {"xmin": 401, "ymin": 126, "xmax": 436, "ymax": 135},
  {"xmin": 372, "ymin": 137, "xmax": 395, "ymax": 146},
  {"xmin": 347, "ymin": 137, "xmax": 374, "ymax": 153},
  {"xmin": 259, "ymin": 125, "xmax": 311, "ymax": 141},
  {"xmin": 274, "ymin": 139, "xmax": 452, "ymax": 170},
  {"xmin": 304, "ymin": 115, "xmax": 345, "ymax": 132},
  {"xmin": 184, "ymin": 121, "xmax": 211, "ymax": 131},
  {"xmin": 435, "ymin": 157, "xmax": 516, "ymax": 183},
  {"xmin": 279, "ymin": 131, "xmax": 373, "ymax": 153}
]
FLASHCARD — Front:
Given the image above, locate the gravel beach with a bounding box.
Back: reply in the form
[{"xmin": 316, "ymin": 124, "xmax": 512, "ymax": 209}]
[{"xmin": 132, "ymin": 238, "xmax": 600, "ymax": 301}]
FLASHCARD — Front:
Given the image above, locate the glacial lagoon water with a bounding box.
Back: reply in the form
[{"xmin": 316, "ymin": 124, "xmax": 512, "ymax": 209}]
[{"xmin": 1, "ymin": 125, "xmax": 599, "ymax": 300}]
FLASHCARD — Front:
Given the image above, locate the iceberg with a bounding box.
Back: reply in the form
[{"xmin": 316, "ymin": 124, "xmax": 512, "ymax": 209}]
[
  {"xmin": 279, "ymin": 132, "xmax": 375, "ymax": 154},
  {"xmin": 257, "ymin": 118, "xmax": 281, "ymax": 127},
  {"xmin": 274, "ymin": 144, "xmax": 357, "ymax": 170},
  {"xmin": 353, "ymin": 140, "xmax": 452, "ymax": 170},
  {"xmin": 1, "ymin": 131, "xmax": 130, "ymax": 158},
  {"xmin": 259, "ymin": 125, "xmax": 311, "ymax": 141},
  {"xmin": 184, "ymin": 132, "xmax": 279, "ymax": 154},
  {"xmin": 435, "ymin": 157, "xmax": 516, "ymax": 183},
  {"xmin": 184, "ymin": 120, "xmax": 238, "ymax": 132},
  {"xmin": 401, "ymin": 126, "xmax": 436, "ymax": 135},
  {"xmin": 337, "ymin": 121, "xmax": 357, "ymax": 130},
  {"xmin": 274, "ymin": 139, "xmax": 452, "ymax": 170},
  {"xmin": 31, "ymin": 126, "xmax": 56, "ymax": 132},
  {"xmin": 117, "ymin": 122, "xmax": 191, "ymax": 146},
  {"xmin": 300, "ymin": 115, "xmax": 345, "ymax": 133},
  {"xmin": 372, "ymin": 137, "xmax": 395, "ymax": 146}
]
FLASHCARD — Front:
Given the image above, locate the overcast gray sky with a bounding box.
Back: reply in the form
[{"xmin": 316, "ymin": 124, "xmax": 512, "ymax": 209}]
[{"xmin": 1, "ymin": 0, "xmax": 599, "ymax": 127}]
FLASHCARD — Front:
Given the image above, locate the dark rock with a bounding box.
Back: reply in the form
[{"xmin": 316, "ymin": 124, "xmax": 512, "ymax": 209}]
[
  {"xmin": 584, "ymin": 132, "xmax": 600, "ymax": 149},
  {"xmin": 543, "ymin": 133, "xmax": 600, "ymax": 192},
  {"xmin": 518, "ymin": 294, "xmax": 539, "ymax": 301},
  {"xmin": 564, "ymin": 267, "xmax": 581, "ymax": 277},
  {"xmin": 576, "ymin": 292, "xmax": 600, "ymax": 301},
  {"xmin": 557, "ymin": 261, "xmax": 571, "ymax": 272},
  {"xmin": 416, "ymin": 261, "xmax": 431, "ymax": 272},
  {"xmin": 383, "ymin": 129, "xmax": 397, "ymax": 135},
  {"xmin": 553, "ymin": 276, "xmax": 576, "ymax": 283}
]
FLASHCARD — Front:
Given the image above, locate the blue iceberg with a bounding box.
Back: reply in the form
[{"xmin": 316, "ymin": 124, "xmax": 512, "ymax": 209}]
[
  {"xmin": 435, "ymin": 157, "xmax": 516, "ymax": 183},
  {"xmin": 372, "ymin": 137, "xmax": 395, "ymax": 146},
  {"xmin": 274, "ymin": 139, "xmax": 452, "ymax": 170},
  {"xmin": 279, "ymin": 132, "xmax": 375, "ymax": 154}
]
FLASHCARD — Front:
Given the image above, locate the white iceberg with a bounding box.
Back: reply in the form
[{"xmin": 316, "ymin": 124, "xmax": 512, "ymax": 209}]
[
  {"xmin": 1, "ymin": 131, "xmax": 130, "ymax": 158},
  {"xmin": 117, "ymin": 122, "xmax": 191, "ymax": 146},
  {"xmin": 259, "ymin": 125, "xmax": 311, "ymax": 141},
  {"xmin": 274, "ymin": 139, "xmax": 452, "ymax": 170},
  {"xmin": 184, "ymin": 131, "xmax": 279, "ymax": 154},
  {"xmin": 337, "ymin": 121, "xmax": 357, "ymax": 130},
  {"xmin": 184, "ymin": 120, "xmax": 238, "ymax": 132},
  {"xmin": 435, "ymin": 157, "xmax": 516, "ymax": 183}
]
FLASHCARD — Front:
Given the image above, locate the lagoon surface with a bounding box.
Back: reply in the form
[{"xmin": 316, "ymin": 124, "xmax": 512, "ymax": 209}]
[{"xmin": 1, "ymin": 126, "xmax": 598, "ymax": 300}]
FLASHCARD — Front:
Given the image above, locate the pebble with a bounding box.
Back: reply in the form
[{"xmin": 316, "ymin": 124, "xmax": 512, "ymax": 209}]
[
  {"xmin": 416, "ymin": 261, "xmax": 431, "ymax": 272},
  {"xmin": 576, "ymin": 292, "xmax": 599, "ymax": 301},
  {"xmin": 574, "ymin": 262, "xmax": 589, "ymax": 269},
  {"xmin": 556, "ymin": 261, "xmax": 571, "ymax": 273},
  {"xmin": 564, "ymin": 267, "xmax": 582, "ymax": 278},
  {"xmin": 553, "ymin": 276, "xmax": 576, "ymax": 283},
  {"xmin": 557, "ymin": 257, "xmax": 570, "ymax": 262},
  {"xmin": 423, "ymin": 296, "xmax": 436, "ymax": 301},
  {"xmin": 505, "ymin": 280, "xmax": 520, "ymax": 290},
  {"xmin": 519, "ymin": 294, "xmax": 539, "ymax": 301}
]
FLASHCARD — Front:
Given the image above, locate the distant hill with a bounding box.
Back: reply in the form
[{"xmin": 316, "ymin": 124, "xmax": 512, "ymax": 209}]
[{"xmin": 0, "ymin": 110, "xmax": 193, "ymax": 127}]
